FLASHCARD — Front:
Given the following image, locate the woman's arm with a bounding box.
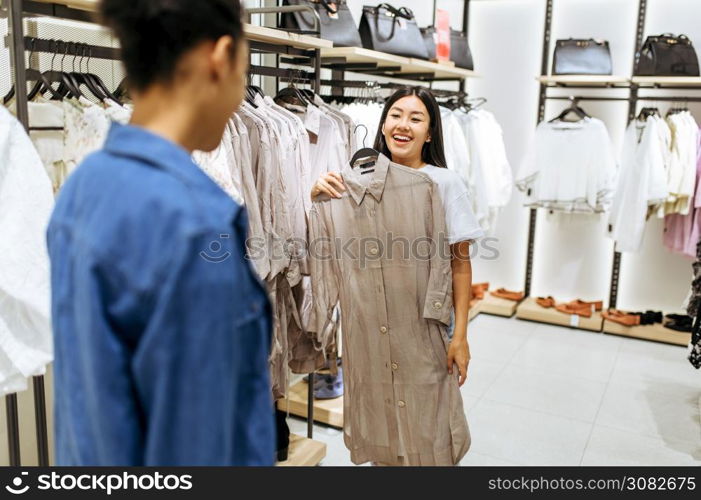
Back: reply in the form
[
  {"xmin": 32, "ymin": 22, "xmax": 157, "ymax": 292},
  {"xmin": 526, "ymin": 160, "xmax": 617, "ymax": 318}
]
[{"xmin": 447, "ymin": 240, "xmax": 472, "ymax": 387}]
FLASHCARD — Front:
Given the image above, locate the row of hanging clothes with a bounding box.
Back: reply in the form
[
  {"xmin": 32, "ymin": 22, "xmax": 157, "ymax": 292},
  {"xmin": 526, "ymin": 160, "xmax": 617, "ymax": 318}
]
[
  {"xmin": 3, "ymin": 39, "xmax": 132, "ymax": 194},
  {"xmin": 192, "ymin": 81, "xmax": 358, "ymax": 402},
  {"xmin": 515, "ymin": 98, "xmax": 701, "ymax": 256},
  {"xmin": 610, "ymin": 105, "xmax": 700, "ymax": 254}
]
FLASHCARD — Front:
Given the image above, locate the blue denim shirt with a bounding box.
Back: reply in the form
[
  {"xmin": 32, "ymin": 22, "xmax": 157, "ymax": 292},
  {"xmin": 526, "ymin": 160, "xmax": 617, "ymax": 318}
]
[{"xmin": 47, "ymin": 123, "xmax": 274, "ymax": 466}]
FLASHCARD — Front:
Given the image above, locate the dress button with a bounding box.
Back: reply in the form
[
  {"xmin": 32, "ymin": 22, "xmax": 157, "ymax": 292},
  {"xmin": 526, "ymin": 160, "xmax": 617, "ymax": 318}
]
[
  {"xmin": 379, "ymin": 326, "xmax": 388, "ymax": 334},
  {"xmin": 369, "ymin": 247, "xmax": 379, "ymax": 255},
  {"xmin": 391, "ymin": 362, "xmax": 398, "ymax": 370},
  {"xmin": 433, "ymin": 301, "xmax": 442, "ymax": 310},
  {"xmin": 398, "ymin": 400, "xmax": 406, "ymax": 408}
]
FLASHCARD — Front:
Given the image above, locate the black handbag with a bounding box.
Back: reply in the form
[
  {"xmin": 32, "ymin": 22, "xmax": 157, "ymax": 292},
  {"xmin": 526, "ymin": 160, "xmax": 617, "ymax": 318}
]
[
  {"xmin": 359, "ymin": 4, "xmax": 428, "ymax": 59},
  {"xmin": 280, "ymin": 0, "xmax": 362, "ymax": 48},
  {"xmin": 635, "ymin": 34, "xmax": 700, "ymax": 76},
  {"xmin": 552, "ymin": 38, "xmax": 612, "ymax": 75},
  {"xmin": 450, "ymin": 29, "xmax": 473, "ymax": 70},
  {"xmin": 420, "ymin": 27, "xmax": 474, "ymax": 69}
]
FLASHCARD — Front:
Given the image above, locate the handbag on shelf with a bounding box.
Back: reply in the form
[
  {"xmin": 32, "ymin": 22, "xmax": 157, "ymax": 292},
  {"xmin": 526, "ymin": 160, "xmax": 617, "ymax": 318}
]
[
  {"xmin": 450, "ymin": 29, "xmax": 473, "ymax": 70},
  {"xmin": 421, "ymin": 26, "xmax": 474, "ymax": 69},
  {"xmin": 552, "ymin": 38, "xmax": 612, "ymax": 75},
  {"xmin": 635, "ymin": 34, "xmax": 700, "ymax": 76},
  {"xmin": 280, "ymin": 0, "xmax": 362, "ymax": 48},
  {"xmin": 358, "ymin": 3, "xmax": 429, "ymax": 59}
]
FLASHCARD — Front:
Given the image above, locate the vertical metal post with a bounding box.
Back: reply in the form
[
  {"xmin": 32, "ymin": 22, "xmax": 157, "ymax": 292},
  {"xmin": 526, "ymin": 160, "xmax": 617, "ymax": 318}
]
[
  {"xmin": 33, "ymin": 377, "xmax": 49, "ymax": 466},
  {"xmin": 608, "ymin": 0, "xmax": 647, "ymax": 309},
  {"xmin": 432, "ymin": 0, "xmax": 437, "ymax": 26},
  {"xmin": 9, "ymin": 0, "xmax": 28, "ymax": 129},
  {"xmin": 5, "ymin": 0, "xmax": 27, "ymax": 467},
  {"xmin": 461, "ymin": 0, "xmax": 470, "ymax": 94},
  {"xmin": 305, "ymin": 47, "xmax": 322, "ymax": 441},
  {"xmin": 523, "ymin": 0, "xmax": 553, "ymax": 298}
]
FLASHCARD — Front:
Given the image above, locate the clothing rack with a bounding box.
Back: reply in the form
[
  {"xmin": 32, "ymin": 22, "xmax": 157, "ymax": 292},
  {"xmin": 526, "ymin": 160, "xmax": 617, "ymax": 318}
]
[
  {"xmin": 525, "ymin": 0, "xmax": 701, "ymax": 338},
  {"xmin": 3, "ymin": 0, "xmax": 327, "ymax": 465}
]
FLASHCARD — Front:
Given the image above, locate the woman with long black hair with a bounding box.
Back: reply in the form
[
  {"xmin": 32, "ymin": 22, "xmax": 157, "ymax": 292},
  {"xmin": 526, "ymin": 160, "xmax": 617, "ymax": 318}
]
[{"xmin": 311, "ymin": 87, "xmax": 484, "ymax": 465}]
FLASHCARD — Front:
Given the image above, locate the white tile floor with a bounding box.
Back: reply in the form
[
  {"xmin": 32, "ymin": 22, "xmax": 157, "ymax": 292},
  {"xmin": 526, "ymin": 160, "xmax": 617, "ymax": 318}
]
[{"xmin": 286, "ymin": 314, "xmax": 701, "ymax": 466}]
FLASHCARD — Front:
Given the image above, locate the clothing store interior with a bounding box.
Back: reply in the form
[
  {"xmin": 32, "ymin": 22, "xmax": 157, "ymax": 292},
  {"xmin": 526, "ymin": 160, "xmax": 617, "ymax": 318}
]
[{"xmin": 1, "ymin": 0, "xmax": 700, "ymax": 468}]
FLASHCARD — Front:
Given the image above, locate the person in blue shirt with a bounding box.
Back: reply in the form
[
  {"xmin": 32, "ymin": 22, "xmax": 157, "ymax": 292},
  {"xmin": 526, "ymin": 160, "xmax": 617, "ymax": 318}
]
[{"xmin": 46, "ymin": 0, "xmax": 275, "ymax": 465}]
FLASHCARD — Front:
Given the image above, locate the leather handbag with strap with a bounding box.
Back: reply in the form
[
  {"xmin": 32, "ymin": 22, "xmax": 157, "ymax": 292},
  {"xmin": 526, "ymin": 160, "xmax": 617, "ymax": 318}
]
[
  {"xmin": 280, "ymin": 0, "xmax": 362, "ymax": 48},
  {"xmin": 552, "ymin": 38, "xmax": 612, "ymax": 75},
  {"xmin": 359, "ymin": 4, "xmax": 428, "ymax": 59},
  {"xmin": 635, "ymin": 34, "xmax": 700, "ymax": 76}
]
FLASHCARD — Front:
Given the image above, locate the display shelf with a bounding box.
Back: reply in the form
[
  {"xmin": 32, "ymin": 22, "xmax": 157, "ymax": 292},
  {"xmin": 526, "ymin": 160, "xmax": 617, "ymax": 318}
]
[
  {"xmin": 276, "ymin": 434, "xmax": 326, "ymax": 467},
  {"xmin": 321, "ymin": 47, "xmax": 477, "ymax": 80},
  {"xmin": 469, "ymin": 301, "xmax": 481, "ymax": 321},
  {"xmin": 516, "ymin": 297, "xmax": 604, "ymax": 332},
  {"xmin": 479, "ymin": 293, "xmax": 520, "ymax": 317},
  {"xmin": 538, "ymin": 75, "xmax": 630, "ymax": 87},
  {"xmin": 277, "ymin": 380, "xmax": 343, "ymax": 429},
  {"xmin": 602, "ymin": 320, "xmax": 691, "ymax": 347},
  {"xmin": 632, "ymin": 76, "xmax": 701, "ymax": 88},
  {"xmin": 30, "ymin": 0, "xmax": 333, "ymax": 50}
]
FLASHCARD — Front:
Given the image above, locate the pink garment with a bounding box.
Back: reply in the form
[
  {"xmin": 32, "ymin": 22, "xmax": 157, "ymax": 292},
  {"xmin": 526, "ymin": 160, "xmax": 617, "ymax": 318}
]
[{"xmin": 665, "ymin": 126, "xmax": 701, "ymax": 257}]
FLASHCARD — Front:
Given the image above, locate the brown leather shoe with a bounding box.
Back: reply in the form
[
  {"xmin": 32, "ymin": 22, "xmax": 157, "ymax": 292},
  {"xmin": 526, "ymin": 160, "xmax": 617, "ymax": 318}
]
[
  {"xmin": 536, "ymin": 296, "xmax": 555, "ymax": 308},
  {"xmin": 567, "ymin": 299, "xmax": 603, "ymax": 312},
  {"xmin": 555, "ymin": 303, "xmax": 592, "ymax": 318},
  {"xmin": 490, "ymin": 288, "xmax": 524, "ymax": 301},
  {"xmin": 471, "ymin": 282, "xmax": 489, "ymax": 300},
  {"xmin": 602, "ymin": 310, "xmax": 640, "ymax": 326}
]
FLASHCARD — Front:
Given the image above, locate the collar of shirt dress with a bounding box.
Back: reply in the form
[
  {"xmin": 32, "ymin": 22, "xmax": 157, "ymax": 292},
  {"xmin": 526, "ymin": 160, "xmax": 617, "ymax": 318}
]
[{"xmin": 342, "ymin": 153, "xmax": 390, "ymax": 205}]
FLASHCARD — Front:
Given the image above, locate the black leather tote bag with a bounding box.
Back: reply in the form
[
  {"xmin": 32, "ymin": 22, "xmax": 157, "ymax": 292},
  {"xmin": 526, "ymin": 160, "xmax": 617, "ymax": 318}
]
[
  {"xmin": 359, "ymin": 4, "xmax": 428, "ymax": 59},
  {"xmin": 280, "ymin": 0, "xmax": 362, "ymax": 48},
  {"xmin": 635, "ymin": 34, "xmax": 700, "ymax": 76}
]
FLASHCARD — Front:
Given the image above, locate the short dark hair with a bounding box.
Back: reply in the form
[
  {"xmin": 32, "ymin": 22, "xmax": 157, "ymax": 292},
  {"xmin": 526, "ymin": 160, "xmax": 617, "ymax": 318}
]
[
  {"xmin": 373, "ymin": 86, "xmax": 448, "ymax": 169},
  {"xmin": 100, "ymin": 0, "xmax": 245, "ymax": 91}
]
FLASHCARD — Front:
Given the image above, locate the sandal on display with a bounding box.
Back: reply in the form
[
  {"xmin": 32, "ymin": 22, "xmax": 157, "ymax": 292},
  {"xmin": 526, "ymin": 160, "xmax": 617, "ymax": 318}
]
[
  {"xmin": 663, "ymin": 314, "xmax": 693, "ymax": 332},
  {"xmin": 490, "ymin": 288, "xmax": 524, "ymax": 301},
  {"xmin": 314, "ymin": 366, "xmax": 343, "ymax": 399},
  {"xmin": 471, "ymin": 282, "xmax": 490, "ymax": 300},
  {"xmin": 536, "ymin": 296, "xmax": 556, "ymax": 308}
]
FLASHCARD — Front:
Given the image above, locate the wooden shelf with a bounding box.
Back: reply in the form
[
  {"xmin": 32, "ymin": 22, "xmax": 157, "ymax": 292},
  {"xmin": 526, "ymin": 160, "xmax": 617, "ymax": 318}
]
[
  {"xmin": 631, "ymin": 76, "xmax": 701, "ymax": 88},
  {"xmin": 603, "ymin": 320, "xmax": 691, "ymax": 346},
  {"xmin": 321, "ymin": 46, "xmax": 477, "ymax": 80},
  {"xmin": 277, "ymin": 379, "xmax": 343, "ymax": 429},
  {"xmin": 276, "ymin": 434, "xmax": 326, "ymax": 466},
  {"xmin": 479, "ymin": 293, "xmax": 520, "ymax": 317},
  {"xmin": 538, "ymin": 75, "xmax": 629, "ymax": 87},
  {"xmin": 245, "ymin": 24, "xmax": 332, "ymax": 50},
  {"xmin": 516, "ymin": 297, "xmax": 604, "ymax": 332},
  {"xmin": 31, "ymin": 0, "xmax": 333, "ymax": 50}
]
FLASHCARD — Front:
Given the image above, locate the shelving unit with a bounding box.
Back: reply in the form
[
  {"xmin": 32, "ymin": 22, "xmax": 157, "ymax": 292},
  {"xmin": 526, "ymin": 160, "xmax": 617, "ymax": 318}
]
[
  {"xmin": 632, "ymin": 76, "xmax": 701, "ymax": 88},
  {"xmin": 603, "ymin": 320, "xmax": 691, "ymax": 346},
  {"xmin": 479, "ymin": 294, "xmax": 520, "ymax": 318}
]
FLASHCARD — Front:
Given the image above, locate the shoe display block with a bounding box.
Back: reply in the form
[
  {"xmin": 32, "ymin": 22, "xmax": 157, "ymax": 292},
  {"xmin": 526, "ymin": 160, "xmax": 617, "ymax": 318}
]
[
  {"xmin": 277, "ymin": 380, "xmax": 344, "ymax": 429},
  {"xmin": 603, "ymin": 319, "xmax": 691, "ymax": 347},
  {"xmin": 479, "ymin": 293, "xmax": 520, "ymax": 317},
  {"xmin": 516, "ymin": 297, "xmax": 604, "ymax": 332},
  {"xmin": 276, "ymin": 434, "xmax": 326, "ymax": 467}
]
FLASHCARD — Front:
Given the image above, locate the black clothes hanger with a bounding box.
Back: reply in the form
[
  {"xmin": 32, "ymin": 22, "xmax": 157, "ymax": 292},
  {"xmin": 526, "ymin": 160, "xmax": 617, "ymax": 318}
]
[
  {"xmin": 3, "ymin": 38, "xmax": 61, "ymax": 103},
  {"xmin": 41, "ymin": 40, "xmax": 83, "ymax": 99},
  {"xmin": 79, "ymin": 44, "xmax": 120, "ymax": 103},
  {"xmin": 549, "ymin": 98, "xmax": 589, "ymax": 123},
  {"xmin": 69, "ymin": 43, "xmax": 106, "ymax": 101},
  {"xmin": 349, "ymin": 147, "xmax": 379, "ymax": 175},
  {"xmin": 638, "ymin": 107, "xmax": 660, "ymax": 120}
]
